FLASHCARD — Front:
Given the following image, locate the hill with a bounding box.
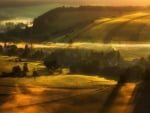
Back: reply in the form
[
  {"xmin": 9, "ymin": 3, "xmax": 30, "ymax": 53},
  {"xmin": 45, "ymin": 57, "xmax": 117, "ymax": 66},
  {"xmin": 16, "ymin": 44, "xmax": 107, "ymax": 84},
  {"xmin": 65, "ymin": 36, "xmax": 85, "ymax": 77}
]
[
  {"xmin": 1, "ymin": 6, "xmax": 150, "ymax": 42},
  {"xmin": 0, "ymin": 3, "xmax": 60, "ymax": 41},
  {"xmin": 31, "ymin": 6, "xmax": 143, "ymax": 41},
  {"xmin": 73, "ymin": 12, "xmax": 150, "ymax": 43}
]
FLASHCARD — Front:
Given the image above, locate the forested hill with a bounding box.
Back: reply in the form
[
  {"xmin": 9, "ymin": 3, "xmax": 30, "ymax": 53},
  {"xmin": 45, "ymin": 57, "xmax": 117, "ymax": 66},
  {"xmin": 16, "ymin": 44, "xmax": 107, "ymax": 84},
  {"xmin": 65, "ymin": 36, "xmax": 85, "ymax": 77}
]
[
  {"xmin": 1, "ymin": 6, "xmax": 150, "ymax": 42},
  {"xmin": 32, "ymin": 6, "xmax": 144, "ymax": 41}
]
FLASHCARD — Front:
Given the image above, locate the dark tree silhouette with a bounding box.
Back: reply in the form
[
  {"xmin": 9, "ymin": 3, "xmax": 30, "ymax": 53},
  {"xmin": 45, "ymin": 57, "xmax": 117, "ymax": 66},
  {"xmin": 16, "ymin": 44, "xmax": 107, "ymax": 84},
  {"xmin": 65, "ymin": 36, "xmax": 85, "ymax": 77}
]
[
  {"xmin": 23, "ymin": 63, "xmax": 29, "ymax": 76},
  {"xmin": 22, "ymin": 44, "xmax": 30, "ymax": 58},
  {"xmin": 0, "ymin": 45, "xmax": 3, "ymax": 54},
  {"xmin": 12, "ymin": 65, "xmax": 22, "ymax": 77}
]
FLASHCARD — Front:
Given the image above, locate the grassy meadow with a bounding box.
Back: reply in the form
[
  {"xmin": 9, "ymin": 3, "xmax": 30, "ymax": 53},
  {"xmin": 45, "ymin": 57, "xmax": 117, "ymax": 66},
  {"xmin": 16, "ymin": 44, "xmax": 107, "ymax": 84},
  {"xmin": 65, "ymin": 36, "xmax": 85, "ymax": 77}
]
[
  {"xmin": 0, "ymin": 55, "xmax": 118, "ymax": 113},
  {"xmin": 43, "ymin": 11, "xmax": 150, "ymax": 43},
  {"xmin": 70, "ymin": 12, "xmax": 150, "ymax": 43},
  {"xmin": 0, "ymin": 6, "xmax": 150, "ymax": 113},
  {"xmin": 0, "ymin": 56, "xmax": 47, "ymax": 76}
]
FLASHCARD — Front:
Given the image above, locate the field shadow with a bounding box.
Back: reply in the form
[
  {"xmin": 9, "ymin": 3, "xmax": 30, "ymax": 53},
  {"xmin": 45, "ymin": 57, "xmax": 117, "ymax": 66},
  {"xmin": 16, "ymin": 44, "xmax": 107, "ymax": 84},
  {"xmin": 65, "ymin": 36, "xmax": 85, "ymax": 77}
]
[
  {"xmin": 0, "ymin": 84, "xmax": 113, "ymax": 113},
  {"xmin": 0, "ymin": 81, "xmax": 18, "ymax": 106},
  {"xmin": 130, "ymin": 81, "xmax": 150, "ymax": 113},
  {"xmin": 99, "ymin": 67, "xmax": 130, "ymax": 113},
  {"xmin": 0, "ymin": 83, "xmax": 32, "ymax": 109},
  {"xmin": 99, "ymin": 83, "xmax": 124, "ymax": 113}
]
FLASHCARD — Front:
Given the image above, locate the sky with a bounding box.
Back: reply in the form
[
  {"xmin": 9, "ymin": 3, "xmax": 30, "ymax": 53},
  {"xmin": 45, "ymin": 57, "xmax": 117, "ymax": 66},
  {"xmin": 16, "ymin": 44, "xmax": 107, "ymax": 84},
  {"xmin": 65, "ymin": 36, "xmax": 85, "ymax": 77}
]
[
  {"xmin": 0, "ymin": 0, "xmax": 150, "ymax": 6},
  {"xmin": 55, "ymin": 0, "xmax": 150, "ymax": 6}
]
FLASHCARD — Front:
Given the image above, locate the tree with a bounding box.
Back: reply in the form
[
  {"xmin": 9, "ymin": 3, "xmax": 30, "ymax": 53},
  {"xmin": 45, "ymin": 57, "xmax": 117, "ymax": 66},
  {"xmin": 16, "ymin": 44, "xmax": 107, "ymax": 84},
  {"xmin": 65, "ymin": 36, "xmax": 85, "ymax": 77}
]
[
  {"xmin": 44, "ymin": 59, "xmax": 59, "ymax": 73},
  {"xmin": 23, "ymin": 63, "xmax": 29, "ymax": 76},
  {"xmin": 12, "ymin": 65, "xmax": 21, "ymax": 77},
  {"xmin": 0, "ymin": 45, "xmax": 3, "ymax": 54},
  {"xmin": 22, "ymin": 44, "xmax": 30, "ymax": 58}
]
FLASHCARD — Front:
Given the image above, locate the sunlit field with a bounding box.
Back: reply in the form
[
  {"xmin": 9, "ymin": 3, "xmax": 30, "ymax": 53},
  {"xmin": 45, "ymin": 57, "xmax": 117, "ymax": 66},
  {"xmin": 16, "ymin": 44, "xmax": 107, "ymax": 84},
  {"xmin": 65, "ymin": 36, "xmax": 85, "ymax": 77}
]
[
  {"xmin": 0, "ymin": 56, "xmax": 47, "ymax": 76},
  {"xmin": 21, "ymin": 12, "xmax": 150, "ymax": 61},
  {"xmin": 1, "ymin": 5, "xmax": 150, "ymax": 113},
  {"xmin": 0, "ymin": 77, "xmax": 136, "ymax": 113},
  {"xmin": 0, "ymin": 42, "xmax": 138, "ymax": 113},
  {"xmin": 71, "ymin": 12, "xmax": 150, "ymax": 42},
  {"xmin": 0, "ymin": 55, "xmax": 118, "ymax": 113}
]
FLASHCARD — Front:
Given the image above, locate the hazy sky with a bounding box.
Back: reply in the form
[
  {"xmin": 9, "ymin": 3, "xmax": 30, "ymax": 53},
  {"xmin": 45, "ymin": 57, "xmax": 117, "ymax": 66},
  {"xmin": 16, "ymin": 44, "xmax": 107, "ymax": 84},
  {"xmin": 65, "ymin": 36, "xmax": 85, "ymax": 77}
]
[
  {"xmin": 59, "ymin": 0, "xmax": 150, "ymax": 6},
  {"xmin": 0, "ymin": 0, "xmax": 150, "ymax": 6}
]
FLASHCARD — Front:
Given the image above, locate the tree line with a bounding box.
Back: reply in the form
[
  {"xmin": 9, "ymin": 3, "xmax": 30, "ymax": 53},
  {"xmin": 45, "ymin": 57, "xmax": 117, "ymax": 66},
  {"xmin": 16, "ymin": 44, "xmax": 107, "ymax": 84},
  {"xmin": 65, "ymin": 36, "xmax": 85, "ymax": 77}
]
[
  {"xmin": 1, "ymin": 43, "xmax": 150, "ymax": 84},
  {"xmin": 43, "ymin": 48, "xmax": 150, "ymax": 83}
]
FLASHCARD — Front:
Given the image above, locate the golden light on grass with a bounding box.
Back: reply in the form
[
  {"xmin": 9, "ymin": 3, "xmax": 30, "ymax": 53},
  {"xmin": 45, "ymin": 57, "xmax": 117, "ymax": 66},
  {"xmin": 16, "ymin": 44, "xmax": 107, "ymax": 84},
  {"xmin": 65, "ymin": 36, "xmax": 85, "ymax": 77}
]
[
  {"xmin": 104, "ymin": 83, "xmax": 136, "ymax": 113},
  {"xmin": 0, "ymin": 85, "xmax": 50, "ymax": 113}
]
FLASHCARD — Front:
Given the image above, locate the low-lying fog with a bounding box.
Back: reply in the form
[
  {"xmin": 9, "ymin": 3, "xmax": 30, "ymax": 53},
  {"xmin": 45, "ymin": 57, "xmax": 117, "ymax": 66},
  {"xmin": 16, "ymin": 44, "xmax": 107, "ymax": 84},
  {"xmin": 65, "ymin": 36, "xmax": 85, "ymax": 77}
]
[{"xmin": 1, "ymin": 42, "xmax": 150, "ymax": 60}]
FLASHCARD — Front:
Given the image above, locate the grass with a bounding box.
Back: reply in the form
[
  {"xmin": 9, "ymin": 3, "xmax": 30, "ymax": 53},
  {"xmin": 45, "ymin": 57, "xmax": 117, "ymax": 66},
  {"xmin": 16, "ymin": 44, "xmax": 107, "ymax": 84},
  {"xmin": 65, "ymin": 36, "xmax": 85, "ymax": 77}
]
[
  {"xmin": 0, "ymin": 81, "xmax": 136, "ymax": 113},
  {"xmin": 34, "ymin": 6, "xmax": 140, "ymax": 41},
  {"xmin": 0, "ymin": 55, "xmax": 116, "ymax": 87},
  {"xmin": 0, "ymin": 54, "xmax": 136, "ymax": 113},
  {"xmin": 0, "ymin": 55, "xmax": 47, "ymax": 76},
  {"xmin": 0, "ymin": 75, "xmax": 116, "ymax": 88},
  {"xmin": 0, "ymin": 53, "xmax": 137, "ymax": 113},
  {"xmin": 68, "ymin": 12, "xmax": 150, "ymax": 43},
  {"xmin": 0, "ymin": 84, "xmax": 114, "ymax": 113}
]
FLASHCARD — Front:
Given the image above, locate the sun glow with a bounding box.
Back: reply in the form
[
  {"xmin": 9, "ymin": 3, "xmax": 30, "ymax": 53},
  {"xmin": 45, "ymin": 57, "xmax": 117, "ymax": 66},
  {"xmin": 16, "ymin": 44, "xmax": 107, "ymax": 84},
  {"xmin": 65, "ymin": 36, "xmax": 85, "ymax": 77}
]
[
  {"xmin": 1, "ymin": 18, "xmax": 33, "ymax": 27},
  {"xmin": 77, "ymin": 0, "xmax": 150, "ymax": 6}
]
